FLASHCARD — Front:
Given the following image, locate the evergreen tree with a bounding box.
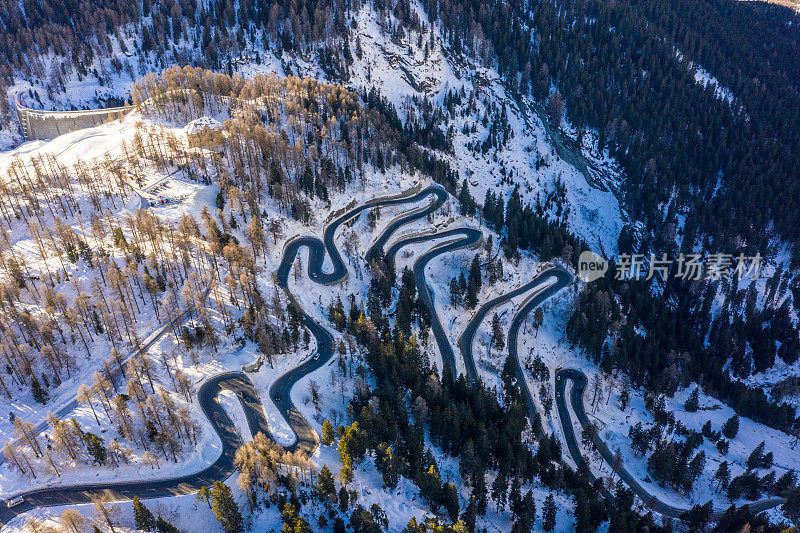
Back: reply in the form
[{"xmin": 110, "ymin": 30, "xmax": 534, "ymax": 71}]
[
  {"xmin": 491, "ymin": 471, "xmax": 508, "ymax": 511},
  {"xmin": 713, "ymin": 461, "xmax": 730, "ymax": 492},
  {"xmin": 376, "ymin": 443, "xmax": 399, "ymax": 489},
  {"xmin": 491, "ymin": 313, "xmax": 505, "ymax": 351},
  {"xmin": 680, "ymin": 501, "xmax": 713, "ymax": 532},
  {"xmin": 774, "ymin": 470, "xmax": 797, "ymax": 497},
  {"xmin": 211, "ymin": 481, "xmax": 243, "ymax": 533},
  {"xmin": 282, "ymin": 502, "xmax": 312, "ymax": 533},
  {"xmin": 133, "ymin": 497, "xmax": 156, "ymax": 531},
  {"xmin": 155, "ymin": 515, "xmax": 180, "ymax": 533},
  {"xmin": 458, "ymin": 179, "xmax": 476, "ymax": 216},
  {"xmin": 473, "ymin": 473, "xmax": 488, "ymax": 515},
  {"xmin": 461, "ymin": 496, "xmax": 477, "ymax": 533},
  {"xmin": 442, "ymin": 482, "xmax": 460, "ymax": 521},
  {"xmin": 782, "ymin": 487, "xmax": 800, "ymax": 527},
  {"xmin": 31, "ymin": 377, "xmax": 49, "ymax": 404},
  {"xmin": 684, "ymin": 387, "xmax": 700, "ymax": 412},
  {"xmin": 469, "ymin": 255, "xmax": 482, "ymax": 293},
  {"xmin": 321, "ymin": 419, "xmax": 335, "ymax": 446},
  {"xmin": 619, "ymin": 388, "xmax": 630, "ymax": 411},
  {"xmin": 317, "ymin": 464, "xmax": 337, "ymax": 502},
  {"xmin": 449, "ymin": 277, "xmax": 462, "ymax": 307},
  {"xmin": 721, "ymin": 415, "xmax": 739, "ymax": 439},
  {"xmin": 465, "ymin": 279, "xmax": 479, "ymax": 309},
  {"xmin": 543, "ymin": 492, "xmax": 557, "ymax": 531},
  {"xmin": 688, "ymin": 451, "xmax": 706, "ymax": 483},
  {"xmin": 746, "ymin": 441, "xmax": 772, "ymax": 470},
  {"xmin": 83, "ymin": 433, "xmax": 107, "ymax": 465}
]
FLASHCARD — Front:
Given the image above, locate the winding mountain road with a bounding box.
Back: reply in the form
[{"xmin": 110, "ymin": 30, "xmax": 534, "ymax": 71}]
[
  {"xmin": 0, "ymin": 372, "xmax": 269, "ymax": 525},
  {"xmin": 383, "ymin": 228, "xmax": 483, "ymax": 372},
  {"xmin": 0, "ymin": 185, "xmax": 447, "ymax": 525},
  {"xmin": 555, "ymin": 368, "xmax": 786, "ymax": 520},
  {"xmin": 270, "ymin": 184, "xmax": 449, "ymax": 453},
  {"xmin": 2, "ymin": 182, "xmax": 786, "ymax": 526}
]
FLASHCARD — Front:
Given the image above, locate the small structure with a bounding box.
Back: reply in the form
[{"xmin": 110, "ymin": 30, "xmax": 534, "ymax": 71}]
[{"xmin": 185, "ymin": 116, "xmax": 223, "ymax": 148}]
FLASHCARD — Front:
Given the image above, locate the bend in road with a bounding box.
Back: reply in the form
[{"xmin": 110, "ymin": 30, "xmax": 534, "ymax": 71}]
[
  {"xmin": 505, "ymin": 269, "xmax": 571, "ymax": 421},
  {"xmin": 7, "ymin": 182, "xmax": 774, "ymax": 526},
  {"xmin": 0, "ymin": 185, "xmax": 447, "ymax": 522},
  {"xmin": 383, "ymin": 228, "xmax": 483, "ymax": 373},
  {"xmin": 0, "ymin": 289, "xmax": 211, "ymax": 467},
  {"xmin": 457, "ymin": 267, "xmax": 570, "ymax": 383},
  {"xmin": 554, "ymin": 368, "xmax": 786, "ymax": 520},
  {"xmin": 271, "ymin": 184, "xmax": 449, "ymax": 453},
  {"xmin": 0, "ymin": 372, "xmax": 268, "ymax": 526}
]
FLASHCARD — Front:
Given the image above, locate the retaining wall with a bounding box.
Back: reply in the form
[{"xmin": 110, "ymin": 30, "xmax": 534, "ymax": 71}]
[{"xmin": 16, "ymin": 105, "xmax": 134, "ymax": 141}]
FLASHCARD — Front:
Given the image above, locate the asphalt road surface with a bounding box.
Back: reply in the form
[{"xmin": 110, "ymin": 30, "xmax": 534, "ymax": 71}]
[
  {"xmin": 0, "ymin": 288, "xmax": 211, "ymax": 468},
  {"xmin": 554, "ymin": 368, "xmax": 786, "ymax": 520},
  {"xmin": 271, "ymin": 184, "xmax": 449, "ymax": 453},
  {"xmin": 0, "ymin": 372, "xmax": 269, "ymax": 525},
  {"xmin": 384, "ymin": 228, "xmax": 483, "ymax": 372},
  {"xmin": 4, "ymin": 182, "xmax": 784, "ymax": 526},
  {"xmin": 0, "ymin": 185, "xmax": 447, "ymax": 524}
]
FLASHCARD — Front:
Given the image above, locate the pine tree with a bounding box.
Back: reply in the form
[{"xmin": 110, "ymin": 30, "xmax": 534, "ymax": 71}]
[
  {"xmin": 491, "ymin": 313, "xmax": 505, "ymax": 351},
  {"xmin": 491, "ymin": 471, "xmax": 508, "ymax": 511},
  {"xmin": 684, "ymin": 387, "xmax": 700, "ymax": 412},
  {"xmin": 376, "ymin": 442, "xmax": 399, "ymax": 489},
  {"xmin": 132, "ymin": 497, "xmax": 156, "ymax": 531},
  {"xmin": 782, "ymin": 487, "xmax": 800, "ymax": 526},
  {"xmin": 619, "ymin": 387, "xmax": 630, "ymax": 411},
  {"xmin": 155, "ymin": 515, "xmax": 180, "ymax": 533},
  {"xmin": 442, "ymin": 482, "xmax": 460, "ymax": 521},
  {"xmin": 746, "ymin": 441, "xmax": 772, "ymax": 470},
  {"xmin": 83, "ymin": 433, "xmax": 107, "ymax": 465},
  {"xmin": 31, "ymin": 377, "xmax": 49, "ymax": 404},
  {"xmin": 713, "ymin": 461, "xmax": 730, "ymax": 492},
  {"xmin": 774, "ymin": 470, "xmax": 797, "ymax": 497},
  {"xmin": 465, "ymin": 256, "xmax": 482, "ymax": 309},
  {"xmin": 509, "ymin": 476, "xmax": 522, "ymax": 517},
  {"xmin": 688, "ymin": 451, "xmax": 706, "ymax": 483},
  {"xmin": 211, "ymin": 481, "xmax": 243, "ymax": 533},
  {"xmin": 458, "ymin": 179, "xmax": 476, "ymax": 216},
  {"xmin": 469, "ymin": 255, "xmax": 482, "ymax": 293},
  {"xmin": 462, "ymin": 496, "xmax": 477, "ymax": 532},
  {"xmin": 321, "ymin": 419, "xmax": 335, "ymax": 445},
  {"xmin": 317, "ymin": 464, "xmax": 336, "ymax": 502},
  {"xmin": 543, "ymin": 492, "xmax": 557, "ymax": 531},
  {"xmin": 721, "ymin": 415, "xmax": 739, "ymax": 439},
  {"xmin": 339, "ymin": 457, "xmax": 354, "ymax": 487},
  {"xmin": 681, "ymin": 501, "xmax": 713, "ymax": 532},
  {"xmin": 449, "ymin": 277, "xmax": 462, "ymax": 307},
  {"xmin": 465, "ymin": 277, "xmax": 479, "ymax": 309},
  {"xmin": 473, "ymin": 472, "xmax": 488, "ymax": 515}
]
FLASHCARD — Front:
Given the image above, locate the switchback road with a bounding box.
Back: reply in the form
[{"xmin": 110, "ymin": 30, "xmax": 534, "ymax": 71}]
[
  {"xmin": 555, "ymin": 368, "xmax": 786, "ymax": 520},
  {"xmin": 271, "ymin": 184, "xmax": 449, "ymax": 453},
  {"xmin": 0, "ymin": 185, "xmax": 447, "ymax": 524},
  {"xmin": 3, "ymin": 182, "xmax": 784, "ymax": 526}
]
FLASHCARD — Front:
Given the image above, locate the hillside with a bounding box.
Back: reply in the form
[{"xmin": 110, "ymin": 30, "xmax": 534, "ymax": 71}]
[{"xmin": 1, "ymin": 0, "xmax": 800, "ymax": 532}]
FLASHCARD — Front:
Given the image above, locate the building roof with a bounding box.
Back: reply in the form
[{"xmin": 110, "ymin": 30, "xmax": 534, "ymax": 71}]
[{"xmin": 185, "ymin": 116, "xmax": 222, "ymax": 135}]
